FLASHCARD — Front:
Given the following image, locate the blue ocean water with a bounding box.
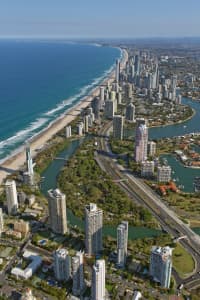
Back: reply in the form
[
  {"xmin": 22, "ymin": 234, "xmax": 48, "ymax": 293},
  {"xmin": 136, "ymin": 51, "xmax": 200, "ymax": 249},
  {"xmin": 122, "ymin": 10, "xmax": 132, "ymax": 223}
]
[{"xmin": 0, "ymin": 40, "xmax": 121, "ymax": 161}]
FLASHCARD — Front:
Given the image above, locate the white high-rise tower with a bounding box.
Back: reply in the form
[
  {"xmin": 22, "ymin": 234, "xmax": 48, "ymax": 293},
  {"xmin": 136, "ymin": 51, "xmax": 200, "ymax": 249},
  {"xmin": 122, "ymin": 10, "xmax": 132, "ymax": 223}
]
[
  {"xmin": 85, "ymin": 203, "xmax": 103, "ymax": 256},
  {"xmin": 5, "ymin": 179, "xmax": 18, "ymax": 215},
  {"xmin": 91, "ymin": 259, "xmax": 105, "ymax": 300},
  {"xmin": 54, "ymin": 248, "xmax": 71, "ymax": 281},
  {"xmin": 48, "ymin": 189, "xmax": 67, "ymax": 234},
  {"xmin": 25, "ymin": 143, "xmax": 34, "ymax": 176},
  {"xmin": 134, "ymin": 118, "xmax": 148, "ymax": 162},
  {"xmin": 117, "ymin": 221, "xmax": 128, "ymax": 268},
  {"xmin": 72, "ymin": 251, "xmax": 84, "ymax": 296}
]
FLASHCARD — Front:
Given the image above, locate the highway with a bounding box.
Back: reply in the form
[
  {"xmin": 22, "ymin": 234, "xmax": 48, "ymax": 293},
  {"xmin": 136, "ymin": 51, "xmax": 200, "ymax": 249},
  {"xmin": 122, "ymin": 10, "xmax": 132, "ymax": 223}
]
[{"xmin": 96, "ymin": 121, "xmax": 200, "ymax": 290}]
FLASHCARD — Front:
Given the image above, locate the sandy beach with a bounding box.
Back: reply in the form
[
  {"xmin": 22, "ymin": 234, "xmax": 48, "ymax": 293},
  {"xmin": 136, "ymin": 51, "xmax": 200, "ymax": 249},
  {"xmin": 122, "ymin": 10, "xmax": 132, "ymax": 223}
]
[{"xmin": 0, "ymin": 48, "xmax": 128, "ymax": 184}]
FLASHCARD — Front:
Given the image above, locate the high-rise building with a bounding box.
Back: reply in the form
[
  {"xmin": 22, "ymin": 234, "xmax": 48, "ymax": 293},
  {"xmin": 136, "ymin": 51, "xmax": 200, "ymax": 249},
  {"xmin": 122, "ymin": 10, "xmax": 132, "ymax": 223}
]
[
  {"xmin": 72, "ymin": 251, "xmax": 84, "ymax": 296},
  {"xmin": 113, "ymin": 115, "xmax": 124, "ymax": 140},
  {"xmin": 47, "ymin": 189, "xmax": 67, "ymax": 234},
  {"xmin": 125, "ymin": 103, "xmax": 135, "ymax": 122},
  {"xmin": 84, "ymin": 115, "xmax": 89, "ymax": 133},
  {"xmin": 85, "ymin": 203, "xmax": 103, "ymax": 256},
  {"xmin": 134, "ymin": 119, "xmax": 148, "ymax": 162},
  {"xmin": 91, "ymin": 259, "xmax": 105, "ymax": 300},
  {"xmin": 25, "ymin": 144, "xmax": 34, "ymax": 176},
  {"xmin": 150, "ymin": 246, "xmax": 172, "ymax": 288},
  {"xmin": 117, "ymin": 92, "xmax": 122, "ymax": 105},
  {"xmin": 65, "ymin": 125, "xmax": 72, "ymax": 138},
  {"xmin": 157, "ymin": 166, "xmax": 171, "ymax": 183},
  {"xmin": 92, "ymin": 97, "xmax": 100, "ymax": 120},
  {"xmin": 171, "ymin": 75, "xmax": 177, "ymax": 90},
  {"xmin": 110, "ymin": 91, "xmax": 116, "ymax": 101},
  {"xmin": 0, "ymin": 208, "xmax": 4, "ymax": 236},
  {"xmin": 124, "ymin": 83, "xmax": 132, "ymax": 100},
  {"xmin": 147, "ymin": 141, "xmax": 156, "ymax": 157},
  {"xmin": 54, "ymin": 248, "xmax": 71, "ymax": 281},
  {"xmin": 5, "ymin": 179, "xmax": 18, "ymax": 215},
  {"xmin": 134, "ymin": 55, "xmax": 140, "ymax": 75},
  {"xmin": 117, "ymin": 221, "xmax": 128, "ymax": 268},
  {"xmin": 104, "ymin": 100, "xmax": 115, "ymax": 119},
  {"xmin": 100, "ymin": 86, "xmax": 105, "ymax": 107},
  {"xmin": 116, "ymin": 59, "xmax": 120, "ymax": 83},
  {"xmin": 141, "ymin": 161, "xmax": 155, "ymax": 178},
  {"xmin": 77, "ymin": 122, "xmax": 84, "ymax": 136}
]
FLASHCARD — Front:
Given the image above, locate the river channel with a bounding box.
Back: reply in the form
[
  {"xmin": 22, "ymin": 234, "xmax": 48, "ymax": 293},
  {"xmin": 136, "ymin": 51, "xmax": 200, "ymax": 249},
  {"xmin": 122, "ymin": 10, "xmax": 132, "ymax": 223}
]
[{"xmin": 41, "ymin": 96, "xmax": 200, "ymax": 238}]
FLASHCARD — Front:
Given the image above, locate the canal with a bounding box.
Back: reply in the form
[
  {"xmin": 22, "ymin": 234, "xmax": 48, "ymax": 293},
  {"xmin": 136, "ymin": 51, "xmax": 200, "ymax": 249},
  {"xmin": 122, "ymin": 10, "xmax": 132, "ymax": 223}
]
[{"xmin": 41, "ymin": 96, "xmax": 200, "ymax": 238}]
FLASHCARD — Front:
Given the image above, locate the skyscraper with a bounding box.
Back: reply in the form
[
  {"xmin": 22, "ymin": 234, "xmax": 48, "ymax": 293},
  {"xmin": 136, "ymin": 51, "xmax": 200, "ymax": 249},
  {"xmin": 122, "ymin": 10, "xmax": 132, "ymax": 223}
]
[
  {"xmin": 104, "ymin": 100, "xmax": 115, "ymax": 119},
  {"xmin": 134, "ymin": 119, "xmax": 148, "ymax": 162},
  {"xmin": 125, "ymin": 103, "xmax": 135, "ymax": 122},
  {"xmin": 150, "ymin": 246, "xmax": 172, "ymax": 288},
  {"xmin": 25, "ymin": 144, "xmax": 34, "ymax": 176},
  {"xmin": 54, "ymin": 248, "xmax": 71, "ymax": 281},
  {"xmin": 100, "ymin": 86, "xmax": 105, "ymax": 109},
  {"xmin": 84, "ymin": 115, "xmax": 89, "ymax": 133},
  {"xmin": 47, "ymin": 189, "xmax": 67, "ymax": 234},
  {"xmin": 91, "ymin": 259, "xmax": 105, "ymax": 300},
  {"xmin": 85, "ymin": 203, "xmax": 103, "ymax": 256},
  {"xmin": 5, "ymin": 179, "xmax": 18, "ymax": 215},
  {"xmin": 134, "ymin": 55, "xmax": 140, "ymax": 75},
  {"xmin": 72, "ymin": 251, "xmax": 84, "ymax": 296},
  {"xmin": 0, "ymin": 208, "xmax": 4, "ymax": 236},
  {"xmin": 117, "ymin": 221, "xmax": 128, "ymax": 268},
  {"xmin": 113, "ymin": 115, "xmax": 124, "ymax": 140},
  {"xmin": 116, "ymin": 59, "xmax": 120, "ymax": 83},
  {"xmin": 92, "ymin": 97, "xmax": 100, "ymax": 120},
  {"xmin": 65, "ymin": 125, "xmax": 72, "ymax": 138}
]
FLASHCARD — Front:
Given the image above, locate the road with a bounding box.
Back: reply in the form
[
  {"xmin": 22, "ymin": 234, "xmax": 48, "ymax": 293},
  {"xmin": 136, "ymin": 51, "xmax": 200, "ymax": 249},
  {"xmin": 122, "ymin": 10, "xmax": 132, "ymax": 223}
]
[{"xmin": 96, "ymin": 121, "xmax": 200, "ymax": 290}]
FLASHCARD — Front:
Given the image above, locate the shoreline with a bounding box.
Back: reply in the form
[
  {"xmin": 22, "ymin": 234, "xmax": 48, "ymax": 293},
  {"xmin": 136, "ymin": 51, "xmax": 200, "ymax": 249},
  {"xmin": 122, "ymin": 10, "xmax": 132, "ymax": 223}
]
[
  {"xmin": 0, "ymin": 48, "xmax": 128, "ymax": 185},
  {"xmin": 149, "ymin": 107, "xmax": 196, "ymax": 130}
]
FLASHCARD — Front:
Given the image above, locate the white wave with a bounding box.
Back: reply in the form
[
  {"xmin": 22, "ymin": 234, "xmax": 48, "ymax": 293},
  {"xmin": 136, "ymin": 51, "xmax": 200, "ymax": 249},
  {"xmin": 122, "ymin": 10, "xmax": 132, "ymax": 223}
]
[
  {"xmin": 0, "ymin": 117, "xmax": 48, "ymax": 151},
  {"xmin": 0, "ymin": 53, "xmax": 120, "ymax": 161},
  {"xmin": 44, "ymin": 63, "xmax": 115, "ymax": 118}
]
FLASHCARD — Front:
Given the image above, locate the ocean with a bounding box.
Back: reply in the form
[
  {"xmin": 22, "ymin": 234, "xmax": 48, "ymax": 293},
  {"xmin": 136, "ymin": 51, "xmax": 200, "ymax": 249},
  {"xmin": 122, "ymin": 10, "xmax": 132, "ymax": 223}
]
[{"xmin": 0, "ymin": 40, "xmax": 121, "ymax": 162}]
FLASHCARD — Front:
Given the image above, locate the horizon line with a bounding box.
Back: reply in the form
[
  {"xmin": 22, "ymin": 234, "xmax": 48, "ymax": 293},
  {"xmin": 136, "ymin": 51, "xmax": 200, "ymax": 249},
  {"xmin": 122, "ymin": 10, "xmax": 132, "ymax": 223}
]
[{"xmin": 1, "ymin": 35, "xmax": 200, "ymax": 40}]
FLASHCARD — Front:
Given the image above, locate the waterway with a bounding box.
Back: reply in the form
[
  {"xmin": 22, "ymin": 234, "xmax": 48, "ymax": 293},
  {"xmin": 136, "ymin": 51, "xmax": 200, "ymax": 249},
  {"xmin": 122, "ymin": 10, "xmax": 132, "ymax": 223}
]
[
  {"xmin": 41, "ymin": 96, "xmax": 200, "ymax": 238},
  {"xmin": 149, "ymin": 97, "xmax": 200, "ymax": 193},
  {"xmin": 149, "ymin": 97, "xmax": 200, "ymax": 139},
  {"xmin": 41, "ymin": 139, "xmax": 161, "ymax": 240}
]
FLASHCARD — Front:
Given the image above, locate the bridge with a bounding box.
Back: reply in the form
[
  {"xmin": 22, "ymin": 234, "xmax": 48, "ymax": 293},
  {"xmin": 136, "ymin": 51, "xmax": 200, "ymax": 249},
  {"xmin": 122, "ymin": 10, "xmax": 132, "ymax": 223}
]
[
  {"xmin": 173, "ymin": 235, "xmax": 188, "ymax": 243},
  {"xmin": 54, "ymin": 157, "xmax": 68, "ymax": 162}
]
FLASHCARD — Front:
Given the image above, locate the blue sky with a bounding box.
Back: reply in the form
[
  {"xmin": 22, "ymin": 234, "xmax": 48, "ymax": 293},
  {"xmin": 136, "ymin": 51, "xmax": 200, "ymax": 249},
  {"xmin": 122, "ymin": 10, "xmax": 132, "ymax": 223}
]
[{"xmin": 0, "ymin": 0, "xmax": 200, "ymax": 38}]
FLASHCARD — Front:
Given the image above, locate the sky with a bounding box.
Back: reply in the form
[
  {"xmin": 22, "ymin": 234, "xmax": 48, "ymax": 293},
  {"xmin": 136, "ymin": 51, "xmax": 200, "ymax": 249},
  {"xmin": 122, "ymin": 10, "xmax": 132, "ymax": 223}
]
[{"xmin": 0, "ymin": 0, "xmax": 200, "ymax": 39}]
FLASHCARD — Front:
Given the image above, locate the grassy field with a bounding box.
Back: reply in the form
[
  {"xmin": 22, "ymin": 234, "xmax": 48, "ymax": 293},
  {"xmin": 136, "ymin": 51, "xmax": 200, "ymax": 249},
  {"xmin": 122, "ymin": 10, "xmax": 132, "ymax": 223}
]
[
  {"xmin": 173, "ymin": 244, "xmax": 195, "ymax": 278},
  {"xmin": 165, "ymin": 192, "xmax": 200, "ymax": 222}
]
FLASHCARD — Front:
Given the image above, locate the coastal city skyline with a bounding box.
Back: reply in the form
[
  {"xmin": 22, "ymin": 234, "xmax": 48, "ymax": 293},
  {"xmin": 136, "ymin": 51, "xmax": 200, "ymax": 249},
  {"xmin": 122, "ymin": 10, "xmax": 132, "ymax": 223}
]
[
  {"xmin": 1, "ymin": 2, "xmax": 200, "ymax": 299},
  {"xmin": 0, "ymin": 0, "xmax": 200, "ymax": 38}
]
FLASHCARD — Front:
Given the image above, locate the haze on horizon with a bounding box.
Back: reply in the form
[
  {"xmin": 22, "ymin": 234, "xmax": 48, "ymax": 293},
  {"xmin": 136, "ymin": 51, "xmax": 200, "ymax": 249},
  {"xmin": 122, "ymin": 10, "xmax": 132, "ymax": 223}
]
[{"xmin": 0, "ymin": 0, "xmax": 200, "ymax": 39}]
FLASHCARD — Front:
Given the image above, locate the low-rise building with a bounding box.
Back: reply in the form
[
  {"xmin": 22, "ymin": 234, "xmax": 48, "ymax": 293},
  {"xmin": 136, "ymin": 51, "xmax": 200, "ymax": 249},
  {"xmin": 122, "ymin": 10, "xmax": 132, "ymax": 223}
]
[
  {"xmin": 147, "ymin": 141, "xmax": 156, "ymax": 157},
  {"xmin": 141, "ymin": 161, "xmax": 155, "ymax": 177},
  {"xmin": 14, "ymin": 220, "xmax": 30, "ymax": 235},
  {"xmin": 11, "ymin": 251, "xmax": 42, "ymax": 280},
  {"xmin": 157, "ymin": 166, "xmax": 171, "ymax": 183}
]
